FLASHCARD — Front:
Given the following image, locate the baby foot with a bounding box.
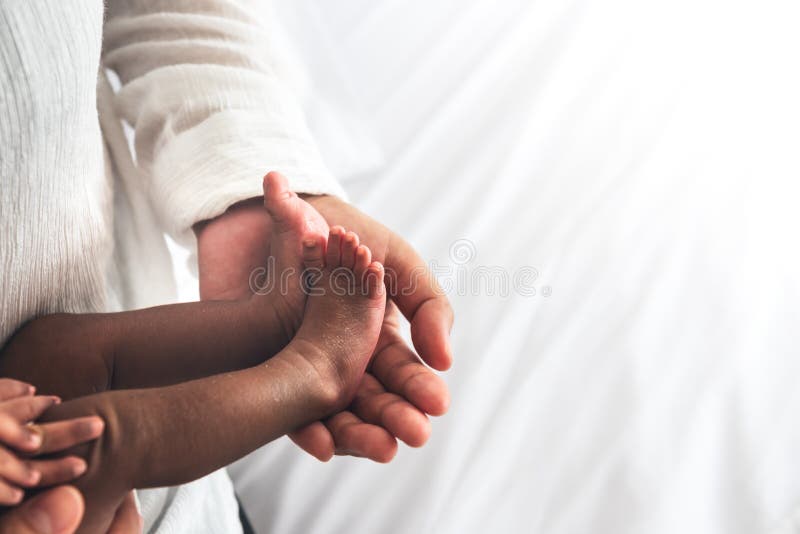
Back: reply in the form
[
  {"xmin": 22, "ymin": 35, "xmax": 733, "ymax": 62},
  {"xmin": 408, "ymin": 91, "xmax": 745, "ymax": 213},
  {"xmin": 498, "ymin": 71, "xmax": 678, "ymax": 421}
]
[
  {"xmin": 282, "ymin": 228, "xmax": 387, "ymax": 407},
  {"xmin": 252, "ymin": 171, "xmax": 329, "ymax": 341}
]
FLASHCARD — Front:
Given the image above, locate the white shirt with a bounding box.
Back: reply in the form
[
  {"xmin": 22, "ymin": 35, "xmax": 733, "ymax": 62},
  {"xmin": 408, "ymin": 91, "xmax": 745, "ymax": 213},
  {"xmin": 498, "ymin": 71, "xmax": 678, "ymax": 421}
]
[{"xmin": 0, "ymin": 1, "xmax": 343, "ymax": 531}]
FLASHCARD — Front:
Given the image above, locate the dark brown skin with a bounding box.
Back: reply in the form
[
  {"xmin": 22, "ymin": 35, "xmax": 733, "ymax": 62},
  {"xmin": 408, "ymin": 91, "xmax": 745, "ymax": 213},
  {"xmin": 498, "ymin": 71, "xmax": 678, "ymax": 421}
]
[
  {"xmin": 0, "ymin": 296, "xmax": 288, "ymax": 400},
  {"xmin": 39, "ymin": 350, "xmax": 338, "ymax": 533},
  {"xmin": 197, "ymin": 188, "xmax": 453, "ymax": 461},
  {"xmin": 0, "ymin": 228, "xmax": 386, "ymax": 533},
  {"xmin": 0, "ymin": 173, "xmax": 314, "ymax": 403},
  {"xmin": 0, "ymin": 300, "xmax": 318, "ymax": 533},
  {"xmin": 0, "ymin": 172, "xmax": 450, "ymax": 530}
]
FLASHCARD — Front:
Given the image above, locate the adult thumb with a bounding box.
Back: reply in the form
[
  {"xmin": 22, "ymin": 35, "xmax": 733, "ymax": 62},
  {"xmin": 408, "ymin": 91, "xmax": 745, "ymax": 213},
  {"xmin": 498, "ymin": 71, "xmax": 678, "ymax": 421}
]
[{"xmin": 0, "ymin": 485, "xmax": 84, "ymax": 534}]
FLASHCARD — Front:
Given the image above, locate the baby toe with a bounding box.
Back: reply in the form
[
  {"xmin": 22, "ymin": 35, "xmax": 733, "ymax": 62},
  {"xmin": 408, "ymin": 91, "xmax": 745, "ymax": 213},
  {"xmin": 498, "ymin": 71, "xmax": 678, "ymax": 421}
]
[
  {"xmin": 365, "ymin": 262, "xmax": 385, "ymax": 299},
  {"xmin": 341, "ymin": 232, "xmax": 359, "ymax": 269},
  {"xmin": 302, "ymin": 236, "xmax": 326, "ymax": 270},
  {"xmin": 262, "ymin": 171, "xmax": 292, "ymax": 208},
  {"xmin": 326, "ymin": 226, "xmax": 345, "ymax": 267},
  {"xmin": 354, "ymin": 244, "xmax": 372, "ymax": 279}
]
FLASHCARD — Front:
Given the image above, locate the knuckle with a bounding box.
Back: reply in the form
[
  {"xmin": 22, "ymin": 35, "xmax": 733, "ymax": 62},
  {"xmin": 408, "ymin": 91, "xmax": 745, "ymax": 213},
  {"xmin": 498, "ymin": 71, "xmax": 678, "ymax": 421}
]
[
  {"xmin": 0, "ymin": 419, "xmax": 20, "ymax": 442},
  {"xmin": 378, "ymin": 396, "xmax": 405, "ymax": 416},
  {"xmin": 16, "ymin": 401, "xmax": 37, "ymax": 421},
  {"xmin": 387, "ymin": 358, "xmax": 417, "ymax": 382},
  {"xmin": 400, "ymin": 368, "xmax": 430, "ymax": 393}
]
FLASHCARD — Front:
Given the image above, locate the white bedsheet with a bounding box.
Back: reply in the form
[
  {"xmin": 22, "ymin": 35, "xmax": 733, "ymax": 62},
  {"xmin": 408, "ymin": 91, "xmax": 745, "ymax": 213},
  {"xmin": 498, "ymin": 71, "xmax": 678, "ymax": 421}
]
[{"xmin": 228, "ymin": 1, "xmax": 800, "ymax": 533}]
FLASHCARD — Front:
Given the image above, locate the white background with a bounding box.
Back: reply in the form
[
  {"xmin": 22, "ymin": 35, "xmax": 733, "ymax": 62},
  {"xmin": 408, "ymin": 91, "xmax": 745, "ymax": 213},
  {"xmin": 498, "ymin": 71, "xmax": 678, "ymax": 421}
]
[{"xmin": 178, "ymin": 1, "xmax": 800, "ymax": 532}]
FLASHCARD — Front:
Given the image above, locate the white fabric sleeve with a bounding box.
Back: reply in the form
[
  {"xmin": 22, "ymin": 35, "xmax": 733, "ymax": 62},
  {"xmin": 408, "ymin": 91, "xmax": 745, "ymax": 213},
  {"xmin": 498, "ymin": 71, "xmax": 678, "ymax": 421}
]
[{"xmin": 102, "ymin": 0, "xmax": 345, "ymax": 238}]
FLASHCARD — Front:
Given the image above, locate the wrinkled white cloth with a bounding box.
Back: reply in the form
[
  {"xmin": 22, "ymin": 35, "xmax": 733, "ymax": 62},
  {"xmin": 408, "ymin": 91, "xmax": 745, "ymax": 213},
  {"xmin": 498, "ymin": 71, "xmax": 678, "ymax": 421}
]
[
  {"xmin": 231, "ymin": 1, "xmax": 800, "ymax": 533},
  {"xmin": 0, "ymin": 1, "xmax": 342, "ymax": 532}
]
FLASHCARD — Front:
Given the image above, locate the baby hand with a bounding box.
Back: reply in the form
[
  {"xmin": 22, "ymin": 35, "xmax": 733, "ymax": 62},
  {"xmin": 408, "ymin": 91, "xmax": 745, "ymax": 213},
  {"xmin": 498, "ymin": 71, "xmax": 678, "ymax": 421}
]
[{"xmin": 0, "ymin": 378, "xmax": 104, "ymax": 505}]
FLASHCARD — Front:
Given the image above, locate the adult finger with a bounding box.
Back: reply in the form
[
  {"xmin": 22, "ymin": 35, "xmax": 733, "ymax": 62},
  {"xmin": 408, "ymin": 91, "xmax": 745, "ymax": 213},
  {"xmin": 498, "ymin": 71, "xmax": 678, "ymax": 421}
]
[
  {"xmin": 0, "ymin": 447, "xmax": 40, "ymax": 488},
  {"xmin": 0, "ymin": 485, "xmax": 84, "ymax": 534},
  {"xmin": 0, "ymin": 379, "xmax": 35, "ymax": 402},
  {"xmin": 0, "ymin": 478, "xmax": 24, "ymax": 506},
  {"xmin": 27, "ymin": 457, "xmax": 87, "ymax": 488},
  {"xmin": 350, "ymin": 373, "xmax": 431, "ymax": 448},
  {"xmin": 0, "ymin": 415, "xmax": 42, "ymax": 453},
  {"xmin": 384, "ymin": 233, "xmax": 454, "ymax": 371},
  {"xmin": 288, "ymin": 422, "xmax": 335, "ymax": 462},
  {"xmin": 324, "ymin": 412, "xmax": 398, "ymax": 463},
  {"xmin": 33, "ymin": 417, "xmax": 104, "ymax": 455},
  {"xmin": 1, "ymin": 396, "xmax": 60, "ymax": 425},
  {"xmin": 369, "ymin": 303, "xmax": 450, "ymax": 416},
  {"xmin": 107, "ymin": 491, "xmax": 143, "ymax": 534}
]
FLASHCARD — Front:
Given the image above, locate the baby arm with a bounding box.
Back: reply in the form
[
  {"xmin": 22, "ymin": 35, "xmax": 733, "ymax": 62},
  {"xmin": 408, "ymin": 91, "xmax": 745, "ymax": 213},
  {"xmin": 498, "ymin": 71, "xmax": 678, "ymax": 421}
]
[
  {"xmin": 0, "ymin": 173, "xmax": 325, "ymax": 400},
  {"xmin": 38, "ymin": 228, "xmax": 386, "ymax": 533},
  {"xmin": 0, "ymin": 298, "xmax": 286, "ymax": 400},
  {"xmin": 38, "ymin": 350, "xmax": 338, "ymax": 532},
  {"xmin": 0, "ymin": 379, "xmax": 103, "ymax": 505}
]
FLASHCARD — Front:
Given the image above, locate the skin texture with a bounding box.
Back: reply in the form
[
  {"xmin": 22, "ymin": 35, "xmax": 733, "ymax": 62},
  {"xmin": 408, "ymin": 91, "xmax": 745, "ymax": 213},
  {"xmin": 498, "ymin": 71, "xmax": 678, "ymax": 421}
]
[
  {"xmin": 0, "ymin": 171, "xmax": 453, "ymax": 528},
  {"xmin": 0, "ymin": 174, "xmax": 322, "ymax": 401},
  {"xmin": 0, "ymin": 379, "xmax": 128, "ymax": 534},
  {"xmin": 0, "ymin": 175, "xmax": 384, "ymax": 528},
  {"xmin": 195, "ymin": 174, "xmax": 453, "ymax": 462},
  {"xmin": 0, "ymin": 485, "xmax": 85, "ymax": 534},
  {"xmin": 0, "ymin": 299, "xmax": 285, "ymax": 401},
  {"xmin": 0, "ymin": 485, "xmax": 139, "ymax": 534},
  {"xmin": 0, "ymin": 378, "xmax": 103, "ymax": 503},
  {"xmin": 3, "ymin": 228, "xmax": 385, "ymax": 533}
]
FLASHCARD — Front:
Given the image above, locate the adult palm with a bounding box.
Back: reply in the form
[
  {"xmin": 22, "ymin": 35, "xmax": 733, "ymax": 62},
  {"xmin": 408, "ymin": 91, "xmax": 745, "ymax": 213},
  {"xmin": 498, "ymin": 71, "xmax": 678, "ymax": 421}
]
[{"xmin": 195, "ymin": 190, "xmax": 452, "ymax": 462}]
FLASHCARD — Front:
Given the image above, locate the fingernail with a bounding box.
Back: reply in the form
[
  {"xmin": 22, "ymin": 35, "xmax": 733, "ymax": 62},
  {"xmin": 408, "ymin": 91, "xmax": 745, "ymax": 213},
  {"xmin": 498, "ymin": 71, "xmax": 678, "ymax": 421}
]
[
  {"xmin": 10, "ymin": 488, "xmax": 24, "ymax": 504},
  {"xmin": 71, "ymin": 459, "xmax": 87, "ymax": 477},
  {"xmin": 85, "ymin": 417, "xmax": 104, "ymax": 436},
  {"xmin": 27, "ymin": 385, "xmax": 36, "ymax": 395},
  {"xmin": 26, "ymin": 430, "xmax": 42, "ymax": 448},
  {"xmin": 27, "ymin": 469, "xmax": 41, "ymax": 485},
  {"xmin": 50, "ymin": 396, "xmax": 61, "ymax": 404}
]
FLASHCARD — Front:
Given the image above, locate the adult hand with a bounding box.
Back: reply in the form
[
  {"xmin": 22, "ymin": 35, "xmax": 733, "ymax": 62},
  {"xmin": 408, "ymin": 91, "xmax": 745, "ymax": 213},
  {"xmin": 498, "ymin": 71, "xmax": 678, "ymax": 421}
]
[
  {"xmin": 0, "ymin": 486, "xmax": 83, "ymax": 534},
  {"xmin": 106, "ymin": 492, "xmax": 142, "ymax": 534},
  {"xmin": 0, "ymin": 487, "xmax": 141, "ymax": 534},
  {"xmin": 195, "ymin": 187, "xmax": 453, "ymax": 462},
  {"xmin": 286, "ymin": 194, "xmax": 452, "ymax": 461},
  {"xmin": 303, "ymin": 195, "xmax": 453, "ymax": 371}
]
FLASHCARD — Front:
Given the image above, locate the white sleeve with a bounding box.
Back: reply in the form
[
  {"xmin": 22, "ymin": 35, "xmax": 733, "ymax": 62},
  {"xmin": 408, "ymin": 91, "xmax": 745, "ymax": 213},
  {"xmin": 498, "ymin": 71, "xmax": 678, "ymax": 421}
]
[{"xmin": 102, "ymin": 0, "xmax": 345, "ymax": 238}]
